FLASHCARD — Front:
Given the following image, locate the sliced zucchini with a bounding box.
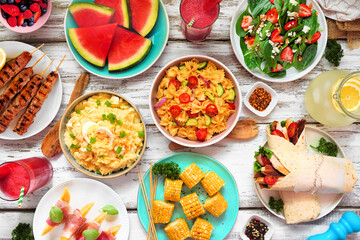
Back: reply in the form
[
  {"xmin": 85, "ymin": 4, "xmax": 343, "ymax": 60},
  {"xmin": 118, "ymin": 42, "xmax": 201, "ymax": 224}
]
[
  {"xmin": 228, "ymin": 88, "xmax": 236, "ymax": 101},
  {"xmin": 205, "ymin": 91, "xmax": 215, "ymax": 102},
  {"xmin": 179, "ymin": 65, "xmax": 187, "ymax": 70},
  {"xmin": 182, "ymin": 80, "xmax": 189, "ymax": 86},
  {"xmin": 186, "ymin": 118, "xmax": 198, "ymax": 126},
  {"xmin": 216, "ymin": 84, "xmax": 224, "ymax": 97},
  {"xmin": 197, "ymin": 61, "xmax": 208, "ymax": 70},
  {"xmin": 204, "ymin": 114, "xmax": 212, "ymax": 126}
]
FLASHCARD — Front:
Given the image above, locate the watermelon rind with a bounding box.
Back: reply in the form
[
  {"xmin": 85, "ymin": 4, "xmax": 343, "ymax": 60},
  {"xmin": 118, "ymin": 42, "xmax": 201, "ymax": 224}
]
[
  {"xmin": 94, "ymin": 0, "xmax": 130, "ymax": 28},
  {"xmin": 129, "ymin": 0, "xmax": 159, "ymax": 37},
  {"xmin": 119, "ymin": 0, "xmax": 130, "ymax": 28},
  {"xmin": 108, "ymin": 31, "xmax": 152, "ymax": 71}
]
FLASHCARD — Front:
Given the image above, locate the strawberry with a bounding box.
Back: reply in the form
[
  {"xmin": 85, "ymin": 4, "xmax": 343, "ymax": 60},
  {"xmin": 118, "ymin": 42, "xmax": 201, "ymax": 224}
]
[
  {"xmin": 23, "ymin": 9, "xmax": 32, "ymax": 19},
  {"xmin": 7, "ymin": 16, "xmax": 17, "ymax": 27},
  {"xmin": 310, "ymin": 31, "xmax": 321, "ymax": 44},
  {"xmin": 29, "ymin": 3, "xmax": 40, "ymax": 12},
  {"xmin": 245, "ymin": 36, "xmax": 255, "ymax": 49},
  {"xmin": 266, "ymin": 8, "xmax": 278, "ymax": 24},
  {"xmin": 39, "ymin": 0, "xmax": 47, "ymax": 9},
  {"xmin": 270, "ymin": 29, "xmax": 283, "ymax": 43},
  {"xmin": 33, "ymin": 10, "xmax": 41, "ymax": 23},
  {"xmin": 284, "ymin": 20, "xmax": 298, "ymax": 31},
  {"xmin": 271, "ymin": 63, "xmax": 284, "ymax": 72},
  {"xmin": 17, "ymin": 12, "xmax": 24, "ymax": 26},
  {"xmin": 241, "ymin": 15, "xmax": 252, "ymax": 29},
  {"xmin": 280, "ymin": 46, "xmax": 294, "ymax": 62},
  {"xmin": 1, "ymin": 5, "xmax": 20, "ymax": 17},
  {"xmin": 15, "ymin": 0, "xmax": 21, "ymax": 3},
  {"xmin": 299, "ymin": 4, "xmax": 312, "ymax": 17}
]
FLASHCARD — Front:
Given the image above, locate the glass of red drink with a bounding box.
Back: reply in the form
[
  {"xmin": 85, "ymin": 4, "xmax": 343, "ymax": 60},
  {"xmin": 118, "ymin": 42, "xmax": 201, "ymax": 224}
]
[
  {"xmin": 180, "ymin": 0, "xmax": 220, "ymax": 42},
  {"xmin": 0, "ymin": 157, "xmax": 53, "ymax": 201}
]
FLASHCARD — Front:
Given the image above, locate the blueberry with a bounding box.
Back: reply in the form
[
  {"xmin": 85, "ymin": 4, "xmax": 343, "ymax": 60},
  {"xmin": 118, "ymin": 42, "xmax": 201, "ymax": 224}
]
[
  {"xmin": 22, "ymin": 21, "xmax": 27, "ymax": 27},
  {"xmin": 29, "ymin": 16, "xmax": 34, "ymax": 21},
  {"xmin": 42, "ymin": 0, "xmax": 47, "ymax": 3},
  {"xmin": 1, "ymin": 10, "xmax": 8, "ymax": 19},
  {"xmin": 41, "ymin": 7, "xmax": 46, "ymax": 15},
  {"xmin": 28, "ymin": 20, "xmax": 34, "ymax": 26},
  {"xmin": 20, "ymin": 5, "xmax": 27, "ymax": 12},
  {"xmin": 7, "ymin": 0, "xmax": 14, "ymax": 4},
  {"xmin": 0, "ymin": 0, "xmax": 6, "ymax": 4}
]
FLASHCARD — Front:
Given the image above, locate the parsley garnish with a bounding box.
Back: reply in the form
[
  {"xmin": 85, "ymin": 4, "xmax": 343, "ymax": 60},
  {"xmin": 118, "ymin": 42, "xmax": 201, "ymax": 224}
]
[
  {"xmin": 86, "ymin": 146, "xmax": 92, "ymax": 152},
  {"xmin": 99, "ymin": 155, "xmax": 105, "ymax": 158},
  {"xmin": 325, "ymin": 39, "xmax": 344, "ymax": 67},
  {"xmin": 96, "ymin": 169, "xmax": 101, "ymax": 175},
  {"xmin": 116, "ymin": 120, "xmax": 123, "ymax": 125},
  {"xmin": 75, "ymin": 110, "xmax": 81, "ymax": 114},
  {"xmin": 281, "ymin": 120, "xmax": 286, "ymax": 128},
  {"xmin": 90, "ymin": 137, "xmax": 96, "ymax": 144},
  {"xmin": 102, "ymin": 114, "xmax": 107, "ymax": 120},
  {"xmin": 69, "ymin": 132, "xmax": 75, "ymax": 139},
  {"xmin": 70, "ymin": 144, "xmax": 80, "ymax": 150},
  {"xmin": 310, "ymin": 137, "xmax": 338, "ymax": 157},
  {"xmin": 11, "ymin": 223, "xmax": 34, "ymax": 240},
  {"xmin": 96, "ymin": 99, "xmax": 101, "ymax": 106},
  {"xmin": 120, "ymin": 131, "xmax": 127, "ymax": 138},
  {"xmin": 152, "ymin": 161, "xmax": 181, "ymax": 180},
  {"xmin": 119, "ymin": 154, "xmax": 124, "ymax": 159},
  {"xmin": 116, "ymin": 146, "xmax": 122, "ymax": 154},
  {"xmin": 254, "ymin": 146, "xmax": 273, "ymax": 160},
  {"xmin": 269, "ymin": 196, "xmax": 284, "ymax": 213},
  {"xmin": 107, "ymin": 113, "xmax": 117, "ymax": 124},
  {"xmin": 105, "ymin": 100, "xmax": 112, "ymax": 107},
  {"xmin": 138, "ymin": 131, "xmax": 145, "ymax": 138}
]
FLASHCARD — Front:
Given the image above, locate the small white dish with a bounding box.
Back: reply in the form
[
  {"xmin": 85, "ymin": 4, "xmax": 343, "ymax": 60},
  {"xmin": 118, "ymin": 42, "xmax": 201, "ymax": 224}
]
[
  {"xmin": 244, "ymin": 82, "xmax": 278, "ymax": 117},
  {"xmin": 240, "ymin": 214, "xmax": 274, "ymax": 240}
]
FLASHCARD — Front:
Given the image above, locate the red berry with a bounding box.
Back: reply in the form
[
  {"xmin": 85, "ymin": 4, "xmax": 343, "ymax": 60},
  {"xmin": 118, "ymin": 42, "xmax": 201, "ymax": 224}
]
[
  {"xmin": 7, "ymin": 16, "xmax": 17, "ymax": 27},
  {"xmin": 23, "ymin": 9, "xmax": 32, "ymax": 19},
  {"xmin": 17, "ymin": 13, "xmax": 24, "ymax": 26},
  {"xmin": 30, "ymin": 3, "xmax": 40, "ymax": 12},
  {"xmin": 39, "ymin": 0, "xmax": 47, "ymax": 9},
  {"xmin": 32, "ymin": 0, "xmax": 41, "ymax": 1},
  {"xmin": 33, "ymin": 10, "xmax": 41, "ymax": 23},
  {"xmin": 15, "ymin": 0, "xmax": 21, "ymax": 3},
  {"xmin": 1, "ymin": 5, "xmax": 20, "ymax": 17}
]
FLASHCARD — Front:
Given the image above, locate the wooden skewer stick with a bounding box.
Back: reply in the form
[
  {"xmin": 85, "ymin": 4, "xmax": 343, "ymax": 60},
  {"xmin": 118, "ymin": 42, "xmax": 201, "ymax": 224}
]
[
  {"xmin": 30, "ymin": 43, "xmax": 44, "ymax": 55},
  {"xmin": 31, "ymin": 52, "xmax": 47, "ymax": 68},
  {"xmin": 40, "ymin": 60, "xmax": 54, "ymax": 77},
  {"xmin": 149, "ymin": 175, "xmax": 158, "ymax": 240},
  {"xmin": 147, "ymin": 163, "xmax": 153, "ymax": 240},
  {"xmin": 55, "ymin": 55, "xmax": 66, "ymax": 73}
]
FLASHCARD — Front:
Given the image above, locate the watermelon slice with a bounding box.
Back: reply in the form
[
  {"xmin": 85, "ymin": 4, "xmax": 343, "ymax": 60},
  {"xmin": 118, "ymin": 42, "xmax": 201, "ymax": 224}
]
[
  {"xmin": 108, "ymin": 27, "xmax": 152, "ymax": 71},
  {"xmin": 95, "ymin": 0, "xmax": 130, "ymax": 28},
  {"xmin": 129, "ymin": 0, "xmax": 159, "ymax": 37},
  {"xmin": 68, "ymin": 23, "xmax": 117, "ymax": 67},
  {"xmin": 68, "ymin": 2, "xmax": 115, "ymax": 28}
]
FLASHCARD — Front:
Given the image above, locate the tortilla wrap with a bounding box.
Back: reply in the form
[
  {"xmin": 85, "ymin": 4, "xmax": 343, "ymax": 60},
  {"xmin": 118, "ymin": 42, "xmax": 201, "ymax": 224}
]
[
  {"xmin": 280, "ymin": 191, "xmax": 321, "ymax": 224},
  {"xmin": 269, "ymin": 152, "xmax": 357, "ymax": 194},
  {"xmin": 266, "ymin": 125, "xmax": 307, "ymax": 154}
]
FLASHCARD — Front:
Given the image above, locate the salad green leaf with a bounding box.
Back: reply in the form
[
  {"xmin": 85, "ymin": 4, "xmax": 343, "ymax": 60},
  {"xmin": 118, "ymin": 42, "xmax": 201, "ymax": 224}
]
[
  {"xmin": 299, "ymin": 44, "xmax": 317, "ymax": 70},
  {"xmin": 236, "ymin": 8, "xmax": 251, "ymax": 37},
  {"xmin": 302, "ymin": 9, "xmax": 318, "ymax": 40},
  {"xmin": 252, "ymin": 0, "xmax": 273, "ymax": 17},
  {"xmin": 254, "ymin": 146, "xmax": 273, "ymax": 160},
  {"xmin": 254, "ymin": 161, "xmax": 262, "ymax": 172}
]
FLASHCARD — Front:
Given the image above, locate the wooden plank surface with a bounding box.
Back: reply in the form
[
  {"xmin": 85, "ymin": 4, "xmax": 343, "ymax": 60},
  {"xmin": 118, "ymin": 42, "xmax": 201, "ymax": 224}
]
[{"xmin": 0, "ymin": 0, "xmax": 359, "ymax": 239}]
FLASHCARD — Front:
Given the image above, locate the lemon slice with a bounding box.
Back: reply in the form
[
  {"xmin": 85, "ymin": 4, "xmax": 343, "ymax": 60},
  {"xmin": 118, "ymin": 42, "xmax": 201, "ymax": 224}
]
[
  {"xmin": 0, "ymin": 47, "xmax": 6, "ymax": 71},
  {"xmin": 331, "ymin": 78, "xmax": 360, "ymax": 113}
]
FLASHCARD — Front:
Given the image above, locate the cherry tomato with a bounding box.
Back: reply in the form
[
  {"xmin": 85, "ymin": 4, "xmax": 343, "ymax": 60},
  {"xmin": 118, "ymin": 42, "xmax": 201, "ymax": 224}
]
[
  {"xmin": 228, "ymin": 103, "xmax": 236, "ymax": 110},
  {"xmin": 270, "ymin": 129, "xmax": 285, "ymax": 138},
  {"xmin": 169, "ymin": 79, "xmax": 181, "ymax": 91},
  {"xmin": 188, "ymin": 76, "xmax": 198, "ymax": 89},
  {"xmin": 187, "ymin": 110, "xmax": 199, "ymax": 118},
  {"xmin": 245, "ymin": 36, "xmax": 255, "ymax": 49},
  {"xmin": 271, "ymin": 63, "xmax": 284, "ymax": 72},
  {"xmin": 265, "ymin": 175, "xmax": 279, "ymax": 185},
  {"xmin": 287, "ymin": 122, "xmax": 299, "ymax": 138},
  {"xmin": 266, "ymin": 8, "xmax": 278, "ymax": 24},
  {"xmin": 270, "ymin": 29, "xmax": 283, "ymax": 43},
  {"xmin": 205, "ymin": 104, "xmax": 218, "ymax": 117},
  {"xmin": 284, "ymin": 20, "xmax": 298, "ymax": 31},
  {"xmin": 196, "ymin": 128, "xmax": 208, "ymax": 141},
  {"xmin": 169, "ymin": 105, "xmax": 181, "ymax": 117},
  {"xmin": 241, "ymin": 15, "xmax": 253, "ymax": 29},
  {"xmin": 280, "ymin": 47, "xmax": 294, "ymax": 62},
  {"xmin": 299, "ymin": 4, "xmax": 312, "ymax": 17},
  {"xmin": 262, "ymin": 156, "xmax": 271, "ymax": 165},
  {"xmin": 179, "ymin": 93, "xmax": 190, "ymax": 103},
  {"xmin": 310, "ymin": 31, "xmax": 321, "ymax": 44}
]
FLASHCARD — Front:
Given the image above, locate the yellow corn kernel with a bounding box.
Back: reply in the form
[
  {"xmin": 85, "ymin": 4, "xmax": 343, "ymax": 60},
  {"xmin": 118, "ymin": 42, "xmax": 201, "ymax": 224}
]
[
  {"xmin": 179, "ymin": 163, "xmax": 205, "ymax": 189},
  {"xmin": 164, "ymin": 218, "xmax": 190, "ymax": 240},
  {"xmin": 201, "ymin": 171, "xmax": 226, "ymax": 196},
  {"xmin": 180, "ymin": 192, "xmax": 205, "ymax": 220},
  {"xmin": 204, "ymin": 192, "xmax": 228, "ymax": 217},
  {"xmin": 152, "ymin": 200, "xmax": 175, "ymax": 224},
  {"xmin": 164, "ymin": 178, "xmax": 183, "ymax": 202},
  {"xmin": 190, "ymin": 218, "xmax": 215, "ymax": 240}
]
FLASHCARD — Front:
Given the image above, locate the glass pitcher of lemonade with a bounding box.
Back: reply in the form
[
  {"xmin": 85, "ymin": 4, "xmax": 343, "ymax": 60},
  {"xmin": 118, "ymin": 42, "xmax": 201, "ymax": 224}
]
[{"xmin": 305, "ymin": 70, "xmax": 360, "ymax": 126}]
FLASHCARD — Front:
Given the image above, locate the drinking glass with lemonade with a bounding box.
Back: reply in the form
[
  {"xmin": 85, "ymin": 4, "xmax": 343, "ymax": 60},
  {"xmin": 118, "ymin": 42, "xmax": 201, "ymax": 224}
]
[{"xmin": 305, "ymin": 70, "xmax": 360, "ymax": 126}]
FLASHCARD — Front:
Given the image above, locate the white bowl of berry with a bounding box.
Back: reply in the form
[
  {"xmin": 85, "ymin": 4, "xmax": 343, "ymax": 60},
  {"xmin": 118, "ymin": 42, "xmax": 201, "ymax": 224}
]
[{"xmin": 0, "ymin": 0, "xmax": 51, "ymax": 33}]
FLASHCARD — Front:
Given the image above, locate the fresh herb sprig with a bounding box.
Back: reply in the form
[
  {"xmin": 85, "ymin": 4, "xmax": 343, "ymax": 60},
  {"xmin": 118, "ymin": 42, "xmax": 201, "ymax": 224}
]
[
  {"xmin": 152, "ymin": 161, "xmax": 181, "ymax": 180},
  {"xmin": 11, "ymin": 223, "xmax": 34, "ymax": 240},
  {"xmin": 310, "ymin": 137, "xmax": 338, "ymax": 157},
  {"xmin": 269, "ymin": 196, "xmax": 284, "ymax": 213},
  {"xmin": 325, "ymin": 39, "xmax": 343, "ymax": 67}
]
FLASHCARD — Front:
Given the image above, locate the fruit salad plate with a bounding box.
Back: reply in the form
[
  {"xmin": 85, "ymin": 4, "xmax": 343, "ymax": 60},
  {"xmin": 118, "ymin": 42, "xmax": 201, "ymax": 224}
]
[
  {"xmin": 0, "ymin": 41, "xmax": 62, "ymax": 140},
  {"xmin": 64, "ymin": 0, "xmax": 169, "ymax": 79},
  {"xmin": 33, "ymin": 178, "xmax": 130, "ymax": 239},
  {"xmin": 137, "ymin": 152, "xmax": 239, "ymax": 240}
]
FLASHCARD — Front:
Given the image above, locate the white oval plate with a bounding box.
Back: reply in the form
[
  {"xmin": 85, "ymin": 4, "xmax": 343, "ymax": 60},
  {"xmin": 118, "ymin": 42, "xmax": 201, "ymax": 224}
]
[
  {"xmin": 0, "ymin": 41, "xmax": 62, "ymax": 140},
  {"xmin": 255, "ymin": 126, "xmax": 344, "ymax": 221},
  {"xmin": 33, "ymin": 178, "xmax": 129, "ymax": 240},
  {"xmin": 230, "ymin": 0, "xmax": 327, "ymax": 82}
]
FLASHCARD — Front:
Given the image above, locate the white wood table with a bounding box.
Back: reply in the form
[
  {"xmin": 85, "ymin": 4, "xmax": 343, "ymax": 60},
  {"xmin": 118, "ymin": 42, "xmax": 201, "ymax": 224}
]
[{"xmin": 0, "ymin": 0, "xmax": 360, "ymax": 239}]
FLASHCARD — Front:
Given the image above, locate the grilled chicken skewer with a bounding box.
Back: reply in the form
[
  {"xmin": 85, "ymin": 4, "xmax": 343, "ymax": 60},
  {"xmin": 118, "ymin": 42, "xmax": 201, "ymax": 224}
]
[
  {"xmin": 0, "ymin": 60, "xmax": 53, "ymax": 134},
  {"xmin": 0, "ymin": 52, "xmax": 47, "ymax": 113},
  {"xmin": 14, "ymin": 55, "xmax": 65, "ymax": 135},
  {"xmin": 0, "ymin": 44, "xmax": 44, "ymax": 89}
]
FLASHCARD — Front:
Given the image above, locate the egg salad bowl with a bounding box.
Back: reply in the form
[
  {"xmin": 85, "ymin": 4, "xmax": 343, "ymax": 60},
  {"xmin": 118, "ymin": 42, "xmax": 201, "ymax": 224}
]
[{"xmin": 59, "ymin": 91, "xmax": 147, "ymax": 179}]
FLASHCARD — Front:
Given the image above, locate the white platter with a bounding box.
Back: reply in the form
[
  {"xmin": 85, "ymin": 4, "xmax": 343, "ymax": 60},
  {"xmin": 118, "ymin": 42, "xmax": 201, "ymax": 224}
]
[
  {"xmin": 33, "ymin": 178, "xmax": 129, "ymax": 240},
  {"xmin": 230, "ymin": 0, "xmax": 328, "ymax": 82},
  {"xmin": 255, "ymin": 126, "xmax": 344, "ymax": 221},
  {"xmin": 0, "ymin": 41, "xmax": 62, "ymax": 140}
]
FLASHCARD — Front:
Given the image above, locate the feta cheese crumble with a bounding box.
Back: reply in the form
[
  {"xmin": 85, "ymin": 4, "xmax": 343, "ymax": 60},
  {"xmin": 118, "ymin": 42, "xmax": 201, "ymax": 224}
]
[
  {"xmin": 302, "ymin": 25, "xmax": 310, "ymax": 34},
  {"xmin": 290, "ymin": 0, "xmax": 298, "ymax": 6}
]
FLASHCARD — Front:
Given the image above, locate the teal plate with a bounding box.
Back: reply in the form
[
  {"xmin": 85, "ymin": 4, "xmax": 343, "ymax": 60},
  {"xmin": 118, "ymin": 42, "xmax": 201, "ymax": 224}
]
[
  {"xmin": 64, "ymin": 0, "xmax": 169, "ymax": 79},
  {"xmin": 137, "ymin": 152, "xmax": 239, "ymax": 240}
]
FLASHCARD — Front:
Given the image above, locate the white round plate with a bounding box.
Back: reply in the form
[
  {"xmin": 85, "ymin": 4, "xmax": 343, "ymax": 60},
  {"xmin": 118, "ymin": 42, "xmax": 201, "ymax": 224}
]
[
  {"xmin": 0, "ymin": 41, "xmax": 62, "ymax": 140},
  {"xmin": 230, "ymin": 0, "xmax": 328, "ymax": 82},
  {"xmin": 255, "ymin": 126, "xmax": 344, "ymax": 221},
  {"xmin": 33, "ymin": 178, "xmax": 129, "ymax": 240}
]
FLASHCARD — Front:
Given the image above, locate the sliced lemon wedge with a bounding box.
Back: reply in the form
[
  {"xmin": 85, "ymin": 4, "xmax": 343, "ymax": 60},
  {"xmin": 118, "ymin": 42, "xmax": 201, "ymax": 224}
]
[
  {"xmin": 331, "ymin": 77, "xmax": 360, "ymax": 113},
  {"xmin": 0, "ymin": 48, "xmax": 6, "ymax": 71}
]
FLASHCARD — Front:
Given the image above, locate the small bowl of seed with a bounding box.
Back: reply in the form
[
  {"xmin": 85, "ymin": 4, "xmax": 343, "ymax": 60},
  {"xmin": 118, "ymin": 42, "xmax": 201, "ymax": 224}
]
[
  {"xmin": 244, "ymin": 82, "xmax": 278, "ymax": 117},
  {"xmin": 240, "ymin": 214, "xmax": 274, "ymax": 240}
]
